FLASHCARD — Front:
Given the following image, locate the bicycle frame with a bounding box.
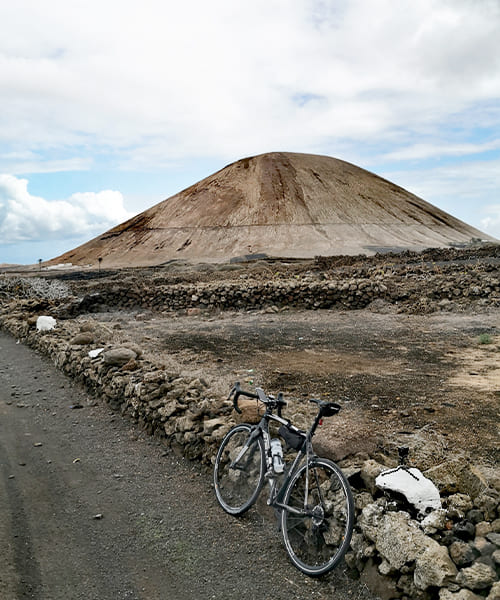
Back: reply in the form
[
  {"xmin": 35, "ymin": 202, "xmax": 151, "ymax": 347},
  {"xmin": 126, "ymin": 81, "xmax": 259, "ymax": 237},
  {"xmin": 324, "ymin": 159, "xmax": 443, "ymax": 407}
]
[{"xmin": 240, "ymin": 408, "xmax": 319, "ymax": 516}]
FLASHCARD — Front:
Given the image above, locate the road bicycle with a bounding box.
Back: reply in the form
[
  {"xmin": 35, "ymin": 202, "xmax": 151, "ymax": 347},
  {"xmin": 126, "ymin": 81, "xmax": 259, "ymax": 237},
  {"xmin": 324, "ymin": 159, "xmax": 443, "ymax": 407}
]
[{"xmin": 213, "ymin": 382, "xmax": 354, "ymax": 577}]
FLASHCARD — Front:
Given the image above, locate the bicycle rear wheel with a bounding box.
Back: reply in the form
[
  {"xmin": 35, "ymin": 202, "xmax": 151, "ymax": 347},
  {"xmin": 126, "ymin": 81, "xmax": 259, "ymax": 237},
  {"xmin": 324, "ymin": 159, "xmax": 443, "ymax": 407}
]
[
  {"xmin": 280, "ymin": 458, "xmax": 354, "ymax": 576},
  {"xmin": 214, "ymin": 423, "xmax": 265, "ymax": 515}
]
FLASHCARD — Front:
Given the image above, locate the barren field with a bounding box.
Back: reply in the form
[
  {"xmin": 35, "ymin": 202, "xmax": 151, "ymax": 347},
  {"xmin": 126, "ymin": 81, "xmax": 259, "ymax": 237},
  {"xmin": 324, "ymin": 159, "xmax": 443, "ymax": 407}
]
[{"xmin": 90, "ymin": 304, "xmax": 499, "ymax": 468}]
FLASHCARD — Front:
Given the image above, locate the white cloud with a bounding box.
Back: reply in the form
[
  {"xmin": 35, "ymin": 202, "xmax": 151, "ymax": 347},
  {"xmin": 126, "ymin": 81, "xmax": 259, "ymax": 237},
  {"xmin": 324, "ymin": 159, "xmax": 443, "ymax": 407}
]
[
  {"xmin": 382, "ymin": 140, "xmax": 500, "ymax": 162},
  {"xmin": 380, "ymin": 156, "xmax": 500, "ymax": 239},
  {"xmin": 0, "ymin": 174, "xmax": 133, "ymax": 243},
  {"xmin": 481, "ymin": 206, "xmax": 500, "ymax": 239},
  {"xmin": 0, "ymin": 0, "xmax": 499, "ymax": 167}
]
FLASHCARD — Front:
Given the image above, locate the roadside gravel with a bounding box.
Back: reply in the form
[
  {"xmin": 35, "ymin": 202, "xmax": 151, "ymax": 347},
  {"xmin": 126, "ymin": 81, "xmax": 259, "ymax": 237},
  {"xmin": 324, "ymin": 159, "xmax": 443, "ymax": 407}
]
[{"xmin": 0, "ymin": 331, "xmax": 377, "ymax": 600}]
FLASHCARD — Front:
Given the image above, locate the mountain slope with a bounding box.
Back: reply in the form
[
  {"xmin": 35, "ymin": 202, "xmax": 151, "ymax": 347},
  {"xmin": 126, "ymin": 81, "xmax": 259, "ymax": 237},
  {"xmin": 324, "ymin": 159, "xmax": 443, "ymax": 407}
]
[{"xmin": 49, "ymin": 152, "xmax": 494, "ymax": 267}]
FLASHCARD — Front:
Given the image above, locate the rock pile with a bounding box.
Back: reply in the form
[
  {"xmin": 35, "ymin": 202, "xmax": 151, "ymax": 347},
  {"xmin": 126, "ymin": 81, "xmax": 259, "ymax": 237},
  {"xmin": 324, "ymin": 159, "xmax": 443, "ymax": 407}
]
[{"xmin": 342, "ymin": 454, "xmax": 500, "ymax": 600}]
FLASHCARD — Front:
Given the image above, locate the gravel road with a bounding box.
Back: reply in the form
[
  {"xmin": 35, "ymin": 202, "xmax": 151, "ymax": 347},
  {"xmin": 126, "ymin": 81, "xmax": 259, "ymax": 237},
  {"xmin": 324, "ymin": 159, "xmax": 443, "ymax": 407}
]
[{"xmin": 0, "ymin": 331, "xmax": 377, "ymax": 600}]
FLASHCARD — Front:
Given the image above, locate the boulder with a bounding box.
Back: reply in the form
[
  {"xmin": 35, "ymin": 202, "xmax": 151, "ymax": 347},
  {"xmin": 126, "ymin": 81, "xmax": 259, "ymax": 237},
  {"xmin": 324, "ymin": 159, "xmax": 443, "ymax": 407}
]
[
  {"xmin": 359, "ymin": 558, "xmax": 400, "ymax": 600},
  {"xmin": 359, "ymin": 502, "xmax": 385, "ymax": 543},
  {"xmin": 449, "ymin": 541, "xmax": 478, "ymax": 567},
  {"xmin": 70, "ymin": 332, "xmax": 94, "ymax": 345},
  {"xmin": 414, "ymin": 542, "xmax": 458, "ymax": 590},
  {"xmin": 487, "ymin": 581, "xmax": 500, "ymax": 600},
  {"xmin": 425, "ymin": 461, "xmax": 489, "ymax": 497},
  {"xmin": 374, "ymin": 511, "xmax": 429, "ymax": 570},
  {"xmin": 361, "ymin": 459, "xmax": 386, "ymax": 495},
  {"xmin": 202, "ymin": 417, "xmax": 226, "ymax": 436},
  {"xmin": 102, "ymin": 348, "xmax": 137, "ymax": 366},
  {"xmin": 456, "ymin": 563, "xmax": 498, "ymax": 591},
  {"xmin": 439, "ymin": 589, "xmax": 485, "ymax": 600}
]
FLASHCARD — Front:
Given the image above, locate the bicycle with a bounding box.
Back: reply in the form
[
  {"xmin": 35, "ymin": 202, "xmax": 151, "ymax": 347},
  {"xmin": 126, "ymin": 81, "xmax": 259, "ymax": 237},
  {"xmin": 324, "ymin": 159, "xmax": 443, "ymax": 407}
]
[{"xmin": 213, "ymin": 382, "xmax": 354, "ymax": 577}]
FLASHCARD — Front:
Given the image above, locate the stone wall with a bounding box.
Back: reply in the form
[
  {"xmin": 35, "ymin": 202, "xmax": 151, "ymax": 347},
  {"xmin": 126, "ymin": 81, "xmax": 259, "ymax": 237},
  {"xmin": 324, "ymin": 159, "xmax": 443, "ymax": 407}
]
[
  {"xmin": 60, "ymin": 271, "xmax": 500, "ymax": 316},
  {"xmin": 0, "ymin": 297, "xmax": 498, "ymax": 600}
]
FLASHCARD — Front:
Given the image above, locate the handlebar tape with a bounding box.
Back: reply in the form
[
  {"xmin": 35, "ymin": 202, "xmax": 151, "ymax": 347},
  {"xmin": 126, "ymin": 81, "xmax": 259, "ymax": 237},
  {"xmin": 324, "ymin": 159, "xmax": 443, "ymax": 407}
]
[{"xmin": 229, "ymin": 381, "xmax": 259, "ymax": 414}]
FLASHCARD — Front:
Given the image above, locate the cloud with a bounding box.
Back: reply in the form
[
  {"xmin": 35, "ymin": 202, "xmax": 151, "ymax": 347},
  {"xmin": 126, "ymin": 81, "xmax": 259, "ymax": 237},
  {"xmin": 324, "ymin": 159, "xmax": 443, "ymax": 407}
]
[
  {"xmin": 480, "ymin": 206, "xmax": 500, "ymax": 239},
  {"xmin": 0, "ymin": 174, "xmax": 133, "ymax": 243},
  {"xmin": 0, "ymin": 0, "xmax": 499, "ymax": 169},
  {"xmin": 379, "ymin": 156, "xmax": 500, "ymax": 238}
]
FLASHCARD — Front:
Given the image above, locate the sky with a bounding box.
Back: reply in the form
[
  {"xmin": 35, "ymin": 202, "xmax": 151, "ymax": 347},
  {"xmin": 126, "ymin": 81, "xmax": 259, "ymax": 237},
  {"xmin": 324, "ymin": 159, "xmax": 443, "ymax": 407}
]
[{"xmin": 1, "ymin": 0, "xmax": 499, "ymax": 265}]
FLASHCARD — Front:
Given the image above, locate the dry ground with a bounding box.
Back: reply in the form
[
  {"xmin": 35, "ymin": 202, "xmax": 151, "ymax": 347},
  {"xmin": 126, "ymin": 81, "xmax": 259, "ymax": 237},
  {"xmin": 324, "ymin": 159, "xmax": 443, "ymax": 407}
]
[{"xmin": 91, "ymin": 304, "xmax": 500, "ymax": 468}]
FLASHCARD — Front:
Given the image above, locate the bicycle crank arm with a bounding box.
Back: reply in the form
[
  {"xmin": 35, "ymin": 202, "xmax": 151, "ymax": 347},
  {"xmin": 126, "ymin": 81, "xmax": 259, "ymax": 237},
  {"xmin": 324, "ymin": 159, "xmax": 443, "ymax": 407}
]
[{"xmin": 274, "ymin": 502, "xmax": 307, "ymax": 516}]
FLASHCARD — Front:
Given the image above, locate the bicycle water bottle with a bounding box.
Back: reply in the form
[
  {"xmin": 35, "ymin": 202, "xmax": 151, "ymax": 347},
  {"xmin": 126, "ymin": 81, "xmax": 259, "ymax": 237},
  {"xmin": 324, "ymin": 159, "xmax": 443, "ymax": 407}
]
[{"xmin": 271, "ymin": 438, "xmax": 284, "ymax": 474}]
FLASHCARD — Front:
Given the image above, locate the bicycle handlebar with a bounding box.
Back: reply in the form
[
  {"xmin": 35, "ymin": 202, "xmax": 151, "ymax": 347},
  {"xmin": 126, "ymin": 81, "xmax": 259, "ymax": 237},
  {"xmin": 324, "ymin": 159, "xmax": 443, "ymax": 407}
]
[
  {"xmin": 228, "ymin": 381, "xmax": 259, "ymax": 413},
  {"xmin": 229, "ymin": 381, "xmax": 287, "ymax": 416}
]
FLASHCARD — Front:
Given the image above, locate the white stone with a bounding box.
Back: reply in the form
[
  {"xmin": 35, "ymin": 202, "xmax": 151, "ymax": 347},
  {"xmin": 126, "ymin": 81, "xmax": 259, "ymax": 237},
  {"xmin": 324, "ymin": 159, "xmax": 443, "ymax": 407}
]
[
  {"xmin": 421, "ymin": 508, "xmax": 448, "ymax": 534},
  {"xmin": 36, "ymin": 315, "xmax": 56, "ymax": 331},
  {"xmin": 376, "ymin": 466, "xmax": 441, "ymax": 515},
  {"xmin": 88, "ymin": 348, "xmax": 104, "ymax": 358}
]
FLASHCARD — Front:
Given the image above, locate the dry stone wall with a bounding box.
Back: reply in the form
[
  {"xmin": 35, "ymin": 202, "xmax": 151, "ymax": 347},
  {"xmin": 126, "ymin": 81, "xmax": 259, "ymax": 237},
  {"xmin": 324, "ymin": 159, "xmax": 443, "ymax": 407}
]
[{"xmin": 58, "ymin": 271, "xmax": 500, "ymax": 317}]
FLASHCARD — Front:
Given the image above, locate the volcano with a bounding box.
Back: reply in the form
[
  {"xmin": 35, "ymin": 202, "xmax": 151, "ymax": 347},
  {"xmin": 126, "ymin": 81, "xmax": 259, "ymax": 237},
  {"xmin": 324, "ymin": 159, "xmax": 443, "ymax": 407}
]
[{"xmin": 49, "ymin": 152, "xmax": 494, "ymax": 267}]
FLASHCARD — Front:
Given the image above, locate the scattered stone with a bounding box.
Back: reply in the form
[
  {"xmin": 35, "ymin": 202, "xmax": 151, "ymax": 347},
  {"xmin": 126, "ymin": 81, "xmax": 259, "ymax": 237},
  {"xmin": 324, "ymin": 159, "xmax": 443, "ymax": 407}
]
[
  {"xmin": 439, "ymin": 589, "xmax": 484, "ymax": 600},
  {"xmin": 70, "ymin": 332, "xmax": 94, "ymax": 345},
  {"xmin": 487, "ymin": 532, "xmax": 500, "ymax": 546},
  {"xmin": 449, "ymin": 540, "xmax": 478, "ymax": 567},
  {"xmin": 473, "ymin": 537, "xmax": 497, "ymax": 557},
  {"xmin": 456, "ymin": 562, "xmax": 498, "ymax": 590},
  {"xmin": 476, "ymin": 521, "xmax": 493, "ymax": 538},
  {"xmin": 453, "ymin": 520, "xmax": 476, "ymax": 541},
  {"xmin": 421, "ymin": 508, "xmax": 447, "ymax": 534},
  {"xmin": 102, "ymin": 348, "xmax": 137, "ymax": 366},
  {"xmin": 36, "ymin": 315, "xmax": 56, "ymax": 331},
  {"xmin": 467, "ymin": 509, "xmax": 485, "ymax": 524},
  {"xmin": 474, "ymin": 489, "xmax": 500, "ymax": 521},
  {"xmin": 446, "ymin": 493, "xmax": 474, "ymax": 519},
  {"xmin": 487, "ymin": 581, "xmax": 500, "ymax": 600},
  {"xmin": 79, "ymin": 321, "xmax": 95, "ymax": 332},
  {"xmin": 414, "ymin": 540, "xmax": 458, "ymax": 590}
]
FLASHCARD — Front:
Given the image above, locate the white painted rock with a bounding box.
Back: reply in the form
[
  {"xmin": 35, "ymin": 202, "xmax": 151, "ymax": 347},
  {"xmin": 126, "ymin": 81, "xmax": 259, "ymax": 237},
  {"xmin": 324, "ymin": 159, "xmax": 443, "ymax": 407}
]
[
  {"xmin": 376, "ymin": 466, "xmax": 441, "ymax": 515},
  {"xmin": 36, "ymin": 316, "xmax": 56, "ymax": 331}
]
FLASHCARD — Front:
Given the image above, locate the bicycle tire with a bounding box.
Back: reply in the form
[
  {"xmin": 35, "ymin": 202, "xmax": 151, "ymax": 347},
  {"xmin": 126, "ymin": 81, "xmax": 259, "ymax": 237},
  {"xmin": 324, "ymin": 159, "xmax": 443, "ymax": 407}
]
[
  {"xmin": 280, "ymin": 457, "xmax": 354, "ymax": 576},
  {"xmin": 214, "ymin": 423, "xmax": 266, "ymax": 515}
]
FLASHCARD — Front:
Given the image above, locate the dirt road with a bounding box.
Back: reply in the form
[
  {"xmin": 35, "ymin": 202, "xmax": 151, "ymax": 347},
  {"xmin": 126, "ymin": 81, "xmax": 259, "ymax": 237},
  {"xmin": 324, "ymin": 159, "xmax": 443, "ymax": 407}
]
[{"xmin": 0, "ymin": 331, "xmax": 376, "ymax": 600}]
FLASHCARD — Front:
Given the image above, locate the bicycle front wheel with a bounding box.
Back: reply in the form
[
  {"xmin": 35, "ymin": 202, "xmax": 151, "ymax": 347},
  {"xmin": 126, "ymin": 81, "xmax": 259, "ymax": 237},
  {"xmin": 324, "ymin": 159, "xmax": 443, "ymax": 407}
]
[
  {"xmin": 281, "ymin": 458, "xmax": 354, "ymax": 576},
  {"xmin": 214, "ymin": 423, "xmax": 265, "ymax": 515}
]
